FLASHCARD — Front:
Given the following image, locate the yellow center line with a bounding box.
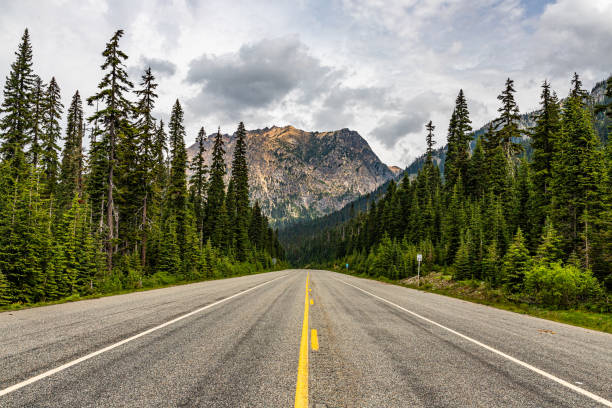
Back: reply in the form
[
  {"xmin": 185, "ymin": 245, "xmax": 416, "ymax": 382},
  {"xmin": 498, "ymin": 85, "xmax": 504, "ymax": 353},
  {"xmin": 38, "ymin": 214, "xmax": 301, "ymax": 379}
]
[
  {"xmin": 311, "ymin": 329, "xmax": 319, "ymax": 351},
  {"xmin": 295, "ymin": 272, "xmax": 309, "ymax": 408}
]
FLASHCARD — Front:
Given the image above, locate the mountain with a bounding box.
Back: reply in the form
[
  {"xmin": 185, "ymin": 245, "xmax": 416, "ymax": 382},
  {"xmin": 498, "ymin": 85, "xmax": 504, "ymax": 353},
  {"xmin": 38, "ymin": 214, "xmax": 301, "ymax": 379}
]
[
  {"xmin": 387, "ymin": 165, "xmax": 402, "ymax": 176},
  {"xmin": 187, "ymin": 125, "xmax": 395, "ymax": 225}
]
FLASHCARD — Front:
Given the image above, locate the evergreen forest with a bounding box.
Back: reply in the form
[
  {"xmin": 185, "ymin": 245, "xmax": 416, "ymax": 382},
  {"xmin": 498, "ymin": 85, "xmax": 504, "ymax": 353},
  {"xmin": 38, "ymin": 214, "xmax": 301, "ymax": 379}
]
[
  {"xmin": 284, "ymin": 76, "xmax": 612, "ymax": 311},
  {"xmin": 0, "ymin": 29, "xmax": 284, "ymax": 306}
]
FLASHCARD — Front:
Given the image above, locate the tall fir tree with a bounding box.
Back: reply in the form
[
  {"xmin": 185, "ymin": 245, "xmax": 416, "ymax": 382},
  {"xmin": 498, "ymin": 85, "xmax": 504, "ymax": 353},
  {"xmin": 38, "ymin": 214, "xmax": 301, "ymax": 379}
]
[
  {"xmin": 205, "ymin": 128, "xmax": 226, "ymax": 246},
  {"xmin": 466, "ymin": 135, "xmax": 486, "ymax": 198},
  {"xmin": 570, "ymin": 72, "xmax": 588, "ymax": 102},
  {"xmin": 0, "ymin": 28, "xmax": 36, "ymax": 172},
  {"xmin": 133, "ymin": 67, "xmax": 158, "ymax": 267},
  {"xmin": 153, "ymin": 120, "xmax": 168, "ymax": 196},
  {"xmin": 28, "ymin": 76, "xmax": 45, "ymax": 168},
  {"xmin": 58, "ymin": 90, "xmax": 84, "ymax": 209},
  {"xmin": 446, "ymin": 90, "xmax": 472, "ymax": 191},
  {"xmin": 167, "ymin": 100, "xmax": 188, "ymax": 257},
  {"xmin": 231, "ymin": 122, "xmax": 250, "ymax": 261},
  {"xmin": 41, "ymin": 76, "xmax": 63, "ymax": 195},
  {"xmin": 454, "ymin": 90, "xmax": 473, "ymax": 182},
  {"xmin": 444, "ymin": 109, "xmax": 458, "ymax": 187},
  {"xmin": 550, "ymin": 95, "xmax": 604, "ymax": 268},
  {"xmin": 530, "ymin": 80, "xmax": 560, "ymax": 231},
  {"xmin": 501, "ymin": 228, "xmax": 531, "ymax": 293},
  {"xmin": 189, "ymin": 127, "xmax": 208, "ymax": 245},
  {"xmin": 86, "ymin": 29, "xmax": 134, "ymax": 269},
  {"xmin": 494, "ymin": 78, "xmax": 523, "ymax": 165}
]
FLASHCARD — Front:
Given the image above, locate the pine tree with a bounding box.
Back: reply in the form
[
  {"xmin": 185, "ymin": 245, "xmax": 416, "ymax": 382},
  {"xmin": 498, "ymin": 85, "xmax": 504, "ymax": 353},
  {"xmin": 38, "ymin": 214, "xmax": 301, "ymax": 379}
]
[
  {"xmin": 167, "ymin": 100, "xmax": 188, "ymax": 256},
  {"xmin": 443, "ymin": 181, "xmax": 464, "ymax": 263},
  {"xmin": 152, "ymin": 120, "xmax": 168, "ymax": 195},
  {"xmin": 425, "ymin": 120, "xmax": 435, "ymax": 165},
  {"xmin": 502, "ymin": 228, "xmax": 531, "ymax": 293},
  {"xmin": 0, "ymin": 29, "xmax": 36, "ymax": 172},
  {"xmin": 531, "ymin": 80, "xmax": 560, "ymax": 230},
  {"xmin": 591, "ymin": 141, "xmax": 611, "ymax": 286},
  {"xmin": 133, "ymin": 67, "xmax": 158, "ymax": 267},
  {"xmin": 512, "ymin": 159, "xmax": 533, "ymax": 245},
  {"xmin": 157, "ymin": 216, "xmax": 180, "ymax": 273},
  {"xmin": 231, "ymin": 122, "xmax": 250, "ymax": 261},
  {"xmin": 205, "ymin": 128, "xmax": 226, "ymax": 244},
  {"xmin": 53, "ymin": 197, "xmax": 80, "ymax": 297},
  {"xmin": 483, "ymin": 123, "xmax": 509, "ymax": 196},
  {"xmin": 535, "ymin": 217, "xmax": 564, "ymax": 265},
  {"xmin": 444, "ymin": 109, "xmax": 458, "ymax": 187},
  {"xmin": 372, "ymin": 233, "xmax": 394, "ymax": 278},
  {"xmin": 453, "ymin": 233, "xmax": 471, "ymax": 281},
  {"xmin": 482, "ymin": 240, "xmax": 500, "ymax": 285},
  {"xmin": 28, "ymin": 76, "xmax": 45, "ymax": 168},
  {"xmin": 213, "ymin": 198, "xmax": 229, "ymax": 251},
  {"xmin": 58, "ymin": 91, "xmax": 84, "ymax": 209},
  {"xmin": 0, "ymin": 167, "xmax": 47, "ymax": 303},
  {"xmin": 445, "ymin": 91, "xmax": 472, "ymax": 192},
  {"xmin": 224, "ymin": 179, "xmax": 236, "ymax": 252},
  {"xmin": 116, "ymin": 120, "xmax": 141, "ymax": 251},
  {"xmin": 87, "ymin": 29, "xmax": 134, "ymax": 270},
  {"xmin": 41, "ymin": 76, "xmax": 63, "ymax": 195},
  {"xmin": 453, "ymin": 90, "xmax": 473, "ymax": 186},
  {"xmin": 466, "ymin": 135, "xmax": 486, "ymax": 198},
  {"xmin": 550, "ymin": 95, "xmax": 604, "ymax": 266},
  {"xmin": 249, "ymin": 201, "xmax": 264, "ymax": 250},
  {"xmin": 74, "ymin": 199, "xmax": 99, "ymax": 292},
  {"xmin": 494, "ymin": 78, "xmax": 523, "ymax": 164},
  {"xmin": 570, "ymin": 72, "xmax": 588, "ymax": 102},
  {"xmin": 189, "ymin": 127, "xmax": 208, "ymax": 245}
]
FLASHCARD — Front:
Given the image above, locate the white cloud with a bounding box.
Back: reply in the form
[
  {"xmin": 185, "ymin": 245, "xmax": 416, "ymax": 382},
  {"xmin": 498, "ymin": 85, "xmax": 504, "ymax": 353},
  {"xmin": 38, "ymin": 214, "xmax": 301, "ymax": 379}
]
[{"xmin": 0, "ymin": 0, "xmax": 610, "ymax": 167}]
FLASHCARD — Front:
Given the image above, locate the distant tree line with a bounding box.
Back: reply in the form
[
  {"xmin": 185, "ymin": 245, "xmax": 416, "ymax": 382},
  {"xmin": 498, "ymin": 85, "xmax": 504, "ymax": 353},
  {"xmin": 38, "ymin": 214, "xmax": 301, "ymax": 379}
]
[
  {"xmin": 288, "ymin": 75, "xmax": 612, "ymax": 309},
  {"xmin": 0, "ymin": 29, "xmax": 283, "ymax": 305}
]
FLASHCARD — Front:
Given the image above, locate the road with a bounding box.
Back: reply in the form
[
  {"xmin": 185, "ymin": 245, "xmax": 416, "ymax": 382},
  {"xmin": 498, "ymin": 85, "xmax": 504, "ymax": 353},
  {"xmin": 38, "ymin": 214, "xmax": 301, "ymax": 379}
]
[{"xmin": 0, "ymin": 269, "xmax": 610, "ymax": 407}]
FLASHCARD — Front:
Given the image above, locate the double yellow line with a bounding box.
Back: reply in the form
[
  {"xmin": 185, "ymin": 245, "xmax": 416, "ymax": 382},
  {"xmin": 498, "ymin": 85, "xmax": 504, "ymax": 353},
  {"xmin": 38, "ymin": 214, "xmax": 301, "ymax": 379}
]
[{"xmin": 295, "ymin": 273, "xmax": 310, "ymax": 408}]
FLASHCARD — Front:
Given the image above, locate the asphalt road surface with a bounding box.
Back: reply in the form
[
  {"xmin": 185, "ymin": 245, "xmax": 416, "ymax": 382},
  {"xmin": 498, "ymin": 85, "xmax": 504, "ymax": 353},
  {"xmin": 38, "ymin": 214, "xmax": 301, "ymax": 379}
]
[{"xmin": 1, "ymin": 269, "xmax": 610, "ymax": 407}]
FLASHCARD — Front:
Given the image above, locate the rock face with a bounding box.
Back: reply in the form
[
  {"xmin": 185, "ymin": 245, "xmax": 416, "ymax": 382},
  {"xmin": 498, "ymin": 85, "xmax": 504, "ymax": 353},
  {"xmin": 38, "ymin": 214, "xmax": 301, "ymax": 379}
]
[
  {"xmin": 387, "ymin": 165, "xmax": 403, "ymax": 176},
  {"xmin": 187, "ymin": 125, "xmax": 394, "ymax": 224}
]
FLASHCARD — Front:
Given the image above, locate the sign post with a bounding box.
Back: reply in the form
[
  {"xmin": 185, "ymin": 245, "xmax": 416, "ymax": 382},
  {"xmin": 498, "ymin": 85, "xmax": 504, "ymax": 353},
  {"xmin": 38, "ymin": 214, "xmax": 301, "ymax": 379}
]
[{"xmin": 416, "ymin": 254, "xmax": 422, "ymax": 286}]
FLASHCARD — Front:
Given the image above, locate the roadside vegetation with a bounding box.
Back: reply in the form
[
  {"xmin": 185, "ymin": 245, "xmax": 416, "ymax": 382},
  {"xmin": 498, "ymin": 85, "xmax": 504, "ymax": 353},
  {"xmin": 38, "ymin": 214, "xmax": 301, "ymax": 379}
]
[
  {"xmin": 322, "ymin": 265, "xmax": 611, "ymax": 333},
  {"xmin": 0, "ymin": 261, "xmax": 288, "ymax": 312}
]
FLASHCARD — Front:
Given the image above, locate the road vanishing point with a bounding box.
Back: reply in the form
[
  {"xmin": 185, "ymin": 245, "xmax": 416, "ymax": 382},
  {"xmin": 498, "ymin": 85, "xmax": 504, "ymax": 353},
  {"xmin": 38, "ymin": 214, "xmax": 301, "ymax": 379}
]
[{"xmin": 1, "ymin": 270, "xmax": 611, "ymax": 407}]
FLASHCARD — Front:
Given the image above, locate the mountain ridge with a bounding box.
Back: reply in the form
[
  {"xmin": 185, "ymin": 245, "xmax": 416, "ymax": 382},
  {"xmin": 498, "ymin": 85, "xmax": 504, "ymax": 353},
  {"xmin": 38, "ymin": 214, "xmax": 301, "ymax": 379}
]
[{"xmin": 187, "ymin": 125, "xmax": 395, "ymax": 225}]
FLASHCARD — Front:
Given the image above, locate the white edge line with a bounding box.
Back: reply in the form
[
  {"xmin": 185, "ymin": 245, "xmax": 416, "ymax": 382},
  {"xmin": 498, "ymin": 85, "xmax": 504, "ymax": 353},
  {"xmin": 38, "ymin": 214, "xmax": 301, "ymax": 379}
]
[
  {"xmin": 333, "ymin": 276, "xmax": 612, "ymax": 407},
  {"xmin": 0, "ymin": 274, "xmax": 288, "ymax": 397}
]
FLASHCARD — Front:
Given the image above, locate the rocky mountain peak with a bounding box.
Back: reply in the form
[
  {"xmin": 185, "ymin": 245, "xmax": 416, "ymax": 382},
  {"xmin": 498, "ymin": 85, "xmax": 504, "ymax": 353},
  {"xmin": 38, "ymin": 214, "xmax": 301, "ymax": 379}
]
[{"xmin": 187, "ymin": 126, "xmax": 394, "ymax": 225}]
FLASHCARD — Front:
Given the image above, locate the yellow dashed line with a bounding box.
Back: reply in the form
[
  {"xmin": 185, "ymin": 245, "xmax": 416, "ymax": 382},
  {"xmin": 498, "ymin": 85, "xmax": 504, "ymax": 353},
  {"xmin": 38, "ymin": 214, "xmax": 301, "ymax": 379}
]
[
  {"xmin": 311, "ymin": 329, "xmax": 319, "ymax": 351},
  {"xmin": 294, "ymin": 273, "xmax": 309, "ymax": 408}
]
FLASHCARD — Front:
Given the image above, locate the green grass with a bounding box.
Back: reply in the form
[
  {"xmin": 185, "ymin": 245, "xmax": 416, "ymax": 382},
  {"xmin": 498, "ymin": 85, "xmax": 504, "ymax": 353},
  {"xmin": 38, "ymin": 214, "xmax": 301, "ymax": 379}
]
[
  {"xmin": 327, "ymin": 268, "xmax": 612, "ymax": 334},
  {"xmin": 0, "ymin": 266, "xmax": 286, "ymax": 313}
]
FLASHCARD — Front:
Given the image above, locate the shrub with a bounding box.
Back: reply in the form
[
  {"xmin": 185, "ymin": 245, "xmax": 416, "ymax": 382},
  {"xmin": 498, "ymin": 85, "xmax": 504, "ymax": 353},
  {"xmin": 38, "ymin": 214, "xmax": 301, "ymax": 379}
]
[{"xmin": 524, "ymin": 263, "xmax": 604, "ymax": 308}]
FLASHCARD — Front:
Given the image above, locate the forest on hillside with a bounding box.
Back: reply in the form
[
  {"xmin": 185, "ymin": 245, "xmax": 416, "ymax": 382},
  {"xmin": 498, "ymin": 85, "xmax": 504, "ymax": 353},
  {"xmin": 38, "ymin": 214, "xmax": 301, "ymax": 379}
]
[
  {"xmin": 0, "ymin": 29, "xmax": 284, "ymax": 306},
  {"xmin": 286, "ymin": 76, "xmax": 612, "ymax": 310}
]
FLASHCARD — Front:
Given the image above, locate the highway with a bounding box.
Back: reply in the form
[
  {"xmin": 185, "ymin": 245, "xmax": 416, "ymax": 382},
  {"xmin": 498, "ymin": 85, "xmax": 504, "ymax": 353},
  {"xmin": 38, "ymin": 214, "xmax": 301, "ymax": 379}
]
[{"xmin": 0, "ymin": 269, "xmax": 610, "ymax": 407}]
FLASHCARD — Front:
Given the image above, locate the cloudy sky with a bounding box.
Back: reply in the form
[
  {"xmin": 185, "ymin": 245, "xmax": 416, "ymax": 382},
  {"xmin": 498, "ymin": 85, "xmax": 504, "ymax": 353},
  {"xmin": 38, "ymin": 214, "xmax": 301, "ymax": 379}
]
[{"xmin": 1, "ymin": 0, "xmax": 611, "ymax": 166}]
